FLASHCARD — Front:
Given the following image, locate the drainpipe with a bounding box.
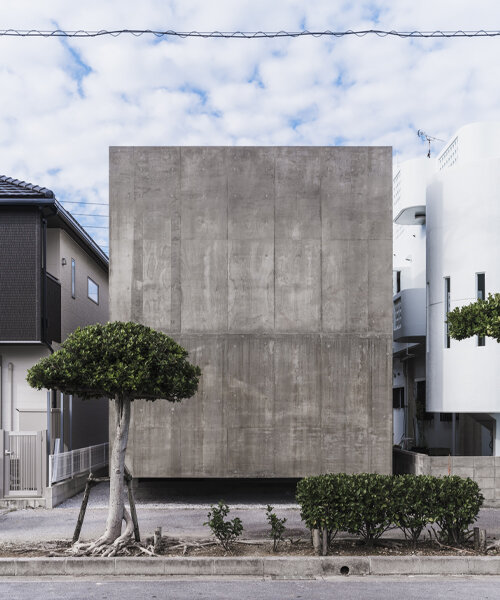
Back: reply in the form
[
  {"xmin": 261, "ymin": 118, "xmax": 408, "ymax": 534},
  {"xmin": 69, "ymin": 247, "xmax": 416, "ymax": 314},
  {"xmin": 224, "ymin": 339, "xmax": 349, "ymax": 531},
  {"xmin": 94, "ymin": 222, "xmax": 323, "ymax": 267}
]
[
  {"xmin": 7, "ymin": 363, "xmax": 13, "ymax": 431},
  {"xmin": 0, "ymin": 355, "xmax": 2, "ymax": 430}
]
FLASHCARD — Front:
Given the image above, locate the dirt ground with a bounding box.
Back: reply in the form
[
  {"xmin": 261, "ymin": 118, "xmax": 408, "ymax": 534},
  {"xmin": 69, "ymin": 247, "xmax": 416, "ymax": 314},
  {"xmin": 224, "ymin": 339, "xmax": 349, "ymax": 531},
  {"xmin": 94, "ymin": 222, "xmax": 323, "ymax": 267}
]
[{"xmin": 0, "ymin": 536, "xmax": 492, "ymax": 559}]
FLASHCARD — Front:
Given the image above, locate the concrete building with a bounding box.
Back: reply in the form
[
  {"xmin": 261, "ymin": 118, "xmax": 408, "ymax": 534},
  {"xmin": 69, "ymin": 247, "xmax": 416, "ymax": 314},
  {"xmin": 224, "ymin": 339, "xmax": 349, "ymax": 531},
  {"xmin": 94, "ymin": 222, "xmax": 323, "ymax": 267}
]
[
  {"xmin": 110, "ymin": 146, "xmax": 393, "ymax": 479},
  {"xmin": 393, "ymin": 122, "xmax": 500, "ymax": 456},
  {"xmin": 0, "ymin": 175, "xmax": 109, "ymax": 505}
]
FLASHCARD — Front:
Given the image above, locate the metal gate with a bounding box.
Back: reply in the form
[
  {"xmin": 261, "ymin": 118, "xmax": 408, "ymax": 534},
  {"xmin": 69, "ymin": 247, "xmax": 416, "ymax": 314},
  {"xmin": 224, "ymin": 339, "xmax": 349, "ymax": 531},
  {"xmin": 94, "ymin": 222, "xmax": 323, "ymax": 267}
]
[{"xmin": 3, "ymin": 431, "xmax": 43, "ymax": 496}]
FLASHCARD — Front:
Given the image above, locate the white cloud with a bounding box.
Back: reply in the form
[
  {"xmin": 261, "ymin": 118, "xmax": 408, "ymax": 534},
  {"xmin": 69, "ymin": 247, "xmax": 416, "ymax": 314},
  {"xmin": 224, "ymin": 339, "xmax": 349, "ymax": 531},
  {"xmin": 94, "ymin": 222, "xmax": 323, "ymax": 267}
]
[{"xmin": 1, "ymin": 0, "xmax": 500, "ymax": 251}]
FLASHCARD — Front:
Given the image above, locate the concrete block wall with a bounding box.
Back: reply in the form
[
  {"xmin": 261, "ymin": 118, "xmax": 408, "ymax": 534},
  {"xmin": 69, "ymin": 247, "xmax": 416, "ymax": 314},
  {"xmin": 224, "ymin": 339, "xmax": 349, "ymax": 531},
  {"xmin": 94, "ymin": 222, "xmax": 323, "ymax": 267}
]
[
  {"xmin": 394, "ymin": 449, "xmax": 500, "ymax": 506},
  {"xmin": 110, "ymin": 146, "xmax": 393, "ymax": 478}
]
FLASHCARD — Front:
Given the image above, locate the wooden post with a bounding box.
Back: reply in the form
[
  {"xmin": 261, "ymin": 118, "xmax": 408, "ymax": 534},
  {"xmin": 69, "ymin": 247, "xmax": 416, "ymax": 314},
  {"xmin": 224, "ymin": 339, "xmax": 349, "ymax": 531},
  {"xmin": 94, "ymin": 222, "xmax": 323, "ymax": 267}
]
[
  {"xmin": 322, "ymin": 528, "xmax": 328, "ymax": 556},
  {"xmin": 312, "ymin": 529, "xmax": 321, "ymax": 555},
  {"xmin": 73, "ymin": 474, "xmax": 94, "ymax": 543},
  {"xmin": 125, "ymin": 466, "xmax": 140, "ymax": 542},
  {"xmin": 474, "ymin": 527, "xmax": 487, "ymax": 552},
  {"xmin": 154, "ymin": 526, "xmax": 162, "ymax": 552}
]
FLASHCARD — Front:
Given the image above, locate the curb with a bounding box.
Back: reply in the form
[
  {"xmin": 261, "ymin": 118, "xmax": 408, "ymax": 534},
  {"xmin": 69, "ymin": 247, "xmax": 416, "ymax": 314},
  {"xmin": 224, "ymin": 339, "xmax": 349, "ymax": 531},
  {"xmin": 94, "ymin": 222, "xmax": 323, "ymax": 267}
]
[{"xmin": 1, "ymin": 556, "xmax": 500, "ymax": 577}]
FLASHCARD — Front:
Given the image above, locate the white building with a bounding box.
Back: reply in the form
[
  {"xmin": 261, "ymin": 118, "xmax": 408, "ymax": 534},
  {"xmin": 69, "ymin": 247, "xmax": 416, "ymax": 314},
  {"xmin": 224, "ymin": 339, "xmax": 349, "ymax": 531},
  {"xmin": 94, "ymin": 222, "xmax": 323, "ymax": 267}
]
[{"xmin": 393, "ymin": 123, "xmax": 500, "ymax": 456}]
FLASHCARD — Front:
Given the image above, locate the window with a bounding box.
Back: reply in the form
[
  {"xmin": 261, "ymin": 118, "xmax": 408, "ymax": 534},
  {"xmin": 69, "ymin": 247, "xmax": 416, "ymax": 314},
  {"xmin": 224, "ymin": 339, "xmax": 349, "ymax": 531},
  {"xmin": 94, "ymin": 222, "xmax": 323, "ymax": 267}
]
[
  {"xmin": 393, "ymin": 387, "xmax": 405, "ymax": 409},
  {"xmin": 71, "ymin": 259, "xmax": 76, "ymax": 298},
  {"xmin": 393, "ymin": 270, "xmax": 401, "ymax": 295},
  {"xmin": 87, "ymin": 277, "xmax": 99, "ymax": 304},
  {"xmin": 416, "ymin": 380, "xmax": 433, "ymax": 421},
  {"xmin": 477, "ymin": 273, "xmax": 485, "ymax": 347},
  {"xmin": 444, "ymin": 277, "xmax": 450, "ymax": 348}
]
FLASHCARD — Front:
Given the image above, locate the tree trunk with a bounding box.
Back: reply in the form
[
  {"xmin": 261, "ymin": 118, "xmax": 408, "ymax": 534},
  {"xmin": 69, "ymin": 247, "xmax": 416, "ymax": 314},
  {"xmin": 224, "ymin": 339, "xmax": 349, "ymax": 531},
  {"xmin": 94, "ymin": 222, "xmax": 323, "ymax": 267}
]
[{"xmin": 101, "ymin": 395, "xmax": 131, "ymax": 543}]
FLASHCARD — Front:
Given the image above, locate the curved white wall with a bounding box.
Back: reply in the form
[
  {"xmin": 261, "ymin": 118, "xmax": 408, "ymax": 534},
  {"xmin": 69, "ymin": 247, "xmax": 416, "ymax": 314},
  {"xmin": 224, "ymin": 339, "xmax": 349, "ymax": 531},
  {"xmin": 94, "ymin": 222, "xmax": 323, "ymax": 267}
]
[{"xmin": 427, "ymin": 152, "xmax": 500, "ymax": 412}]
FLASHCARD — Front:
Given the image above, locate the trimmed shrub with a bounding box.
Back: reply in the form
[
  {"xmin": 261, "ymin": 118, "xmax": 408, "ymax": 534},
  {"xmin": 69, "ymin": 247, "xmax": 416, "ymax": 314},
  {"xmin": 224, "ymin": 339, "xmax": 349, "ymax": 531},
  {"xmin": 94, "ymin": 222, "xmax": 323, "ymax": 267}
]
[
  {"xmin": 296, "ymin": 473, "xmax": 484, "ymax": 549},
  {"xmin": 296, "ymin": 473, "xmax": 351, "ymax": 545},
  {"xmin": 433, "ymin": 476, "xmax": 484, "ymax": 544},
  {"xmin": 343, "ymin": 474, "xmax": 395, "ymax": 546},
  {"xmin": 392, "ymin": 475, "xmax": 438, "ymax": 546}
]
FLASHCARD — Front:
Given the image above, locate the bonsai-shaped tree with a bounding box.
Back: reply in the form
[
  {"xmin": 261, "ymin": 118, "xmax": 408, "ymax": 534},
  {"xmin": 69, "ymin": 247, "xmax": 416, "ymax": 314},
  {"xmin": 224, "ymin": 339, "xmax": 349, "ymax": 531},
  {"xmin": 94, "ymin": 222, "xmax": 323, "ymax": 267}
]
[
  {"xmin": 448, "ymin": 292, "xmax": 500, "ymax": 343},
  {"xmin": 27, "ymin": 321, "xmax": 201, "ymax": 555}
]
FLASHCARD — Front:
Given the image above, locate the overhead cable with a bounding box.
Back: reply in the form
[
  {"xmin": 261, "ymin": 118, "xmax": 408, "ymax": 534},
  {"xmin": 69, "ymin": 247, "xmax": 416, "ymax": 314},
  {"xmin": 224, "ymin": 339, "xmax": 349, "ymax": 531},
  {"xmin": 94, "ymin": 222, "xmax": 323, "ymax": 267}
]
[{"xmin": 0, "ymin": 28, "xmax": 499, "ymax": 39}]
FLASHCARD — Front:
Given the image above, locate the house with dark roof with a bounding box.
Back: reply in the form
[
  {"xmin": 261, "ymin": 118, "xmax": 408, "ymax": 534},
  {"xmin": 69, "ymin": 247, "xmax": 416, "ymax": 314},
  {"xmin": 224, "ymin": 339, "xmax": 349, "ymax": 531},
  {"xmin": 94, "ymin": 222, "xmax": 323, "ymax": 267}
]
[{"xmin": 0, "ymin": 176, "xmax": 109, "ymax": 506}]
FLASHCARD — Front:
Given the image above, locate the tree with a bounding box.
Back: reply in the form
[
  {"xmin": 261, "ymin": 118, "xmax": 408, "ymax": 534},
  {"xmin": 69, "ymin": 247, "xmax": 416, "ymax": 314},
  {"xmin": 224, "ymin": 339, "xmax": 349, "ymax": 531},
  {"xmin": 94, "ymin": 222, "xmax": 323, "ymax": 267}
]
[
  {"xmin": 447, "ymin": 293, "xmax": 500, "ymax": 343},
  {"xmin": 27, "ymin": 321, "xmax": 201, "ymax": 554}
]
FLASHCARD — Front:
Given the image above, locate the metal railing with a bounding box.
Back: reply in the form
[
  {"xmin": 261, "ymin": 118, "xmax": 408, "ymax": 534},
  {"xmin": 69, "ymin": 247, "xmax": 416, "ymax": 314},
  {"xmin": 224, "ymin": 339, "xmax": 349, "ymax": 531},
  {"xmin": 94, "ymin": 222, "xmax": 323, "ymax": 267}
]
[{"xmin": 49, "ymin": 442, "xmax": 109, "ymax": 485}]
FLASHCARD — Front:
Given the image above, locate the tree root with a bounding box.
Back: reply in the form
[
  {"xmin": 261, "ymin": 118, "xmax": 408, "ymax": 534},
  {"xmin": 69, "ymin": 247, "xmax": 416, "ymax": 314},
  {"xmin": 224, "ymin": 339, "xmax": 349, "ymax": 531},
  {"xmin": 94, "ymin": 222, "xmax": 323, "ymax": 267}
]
[{"xmin": 69, "ymin": 507, "xmax": 150, "ymax": 557}]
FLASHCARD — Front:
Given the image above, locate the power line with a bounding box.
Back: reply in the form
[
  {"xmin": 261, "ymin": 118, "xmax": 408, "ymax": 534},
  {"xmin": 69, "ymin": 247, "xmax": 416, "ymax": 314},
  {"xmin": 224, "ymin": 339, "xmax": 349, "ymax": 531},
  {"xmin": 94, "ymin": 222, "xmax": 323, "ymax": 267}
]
[
  {"xmin": 69, "ymin": 212, "xmax": 108, "ymax": 217},
  {"xmin": 61, "ymin": 200, "xmax": 108, "ymax": 206},
  {"xmin": 79, "ymin": 224, "xmax": 108, "ymax": 229},
  {"xmin": 0, "ymin": 28, "xmax": 500, "ymax": 39}
]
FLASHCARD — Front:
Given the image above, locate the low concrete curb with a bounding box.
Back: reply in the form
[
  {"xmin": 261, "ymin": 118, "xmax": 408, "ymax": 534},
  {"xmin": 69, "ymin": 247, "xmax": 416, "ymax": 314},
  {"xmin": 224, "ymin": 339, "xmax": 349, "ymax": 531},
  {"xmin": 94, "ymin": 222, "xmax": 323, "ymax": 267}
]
[{"xmin": 1, "ymin": 556, "xmax": 500, "ymax": 577}]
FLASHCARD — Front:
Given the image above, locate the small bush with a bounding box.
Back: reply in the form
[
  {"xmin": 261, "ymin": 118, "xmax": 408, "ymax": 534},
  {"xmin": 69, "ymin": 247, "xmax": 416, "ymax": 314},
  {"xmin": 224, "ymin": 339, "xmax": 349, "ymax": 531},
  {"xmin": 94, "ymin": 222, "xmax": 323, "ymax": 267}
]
[
  {"xmin": 296, "ymin": 473, "xmax": 351, "ymax": 546},
  {"xmin": 392, "ymin": 475, "xmax": 438, "ymax": 547},
  {"xmin": 433, "ymin": 476, "xmax": 484, "ymax": 544},
  {"xmin": 204, "ymin": 501, "xmax": 243, "ymax": 551},
  {"xmin": 344, "ymin": 474, "xmax": 395, "ymax": 546},
  {"xmin": 266, "ymin": 505, "xmax": 287, "ymax": 551}
]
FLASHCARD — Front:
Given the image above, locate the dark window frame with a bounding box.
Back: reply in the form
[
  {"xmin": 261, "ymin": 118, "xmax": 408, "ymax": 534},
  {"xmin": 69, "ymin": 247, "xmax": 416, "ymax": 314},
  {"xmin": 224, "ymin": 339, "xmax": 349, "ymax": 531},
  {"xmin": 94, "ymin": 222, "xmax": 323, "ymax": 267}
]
[{"xmin": 87, "ymin": 276, "xmax": 99, "ymax": 305}]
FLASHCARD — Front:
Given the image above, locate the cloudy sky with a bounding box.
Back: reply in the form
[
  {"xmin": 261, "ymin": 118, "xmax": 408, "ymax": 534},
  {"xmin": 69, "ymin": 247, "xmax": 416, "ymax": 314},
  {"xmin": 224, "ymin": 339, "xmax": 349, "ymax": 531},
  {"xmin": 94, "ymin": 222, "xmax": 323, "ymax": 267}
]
[{"xmin": 1, "ymin": 1, "xmax": 499, "ymax": 253}]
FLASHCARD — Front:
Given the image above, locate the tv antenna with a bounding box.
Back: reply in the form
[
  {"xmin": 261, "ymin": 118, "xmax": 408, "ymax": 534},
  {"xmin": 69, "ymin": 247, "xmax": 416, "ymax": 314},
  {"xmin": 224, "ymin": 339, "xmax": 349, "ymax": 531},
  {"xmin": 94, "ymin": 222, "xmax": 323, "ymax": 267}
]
[{"xmin": 417, "ymin": 130, "xmax": 444, "ymax": 158}]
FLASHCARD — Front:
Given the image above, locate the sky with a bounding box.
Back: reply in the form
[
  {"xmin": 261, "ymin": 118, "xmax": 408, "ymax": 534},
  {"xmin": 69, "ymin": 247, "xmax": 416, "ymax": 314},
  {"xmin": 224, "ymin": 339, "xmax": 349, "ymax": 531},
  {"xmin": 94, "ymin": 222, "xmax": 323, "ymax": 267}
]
[{"xmin": 1, "ymin": 0, "xmax": 500, "ymax": 254}]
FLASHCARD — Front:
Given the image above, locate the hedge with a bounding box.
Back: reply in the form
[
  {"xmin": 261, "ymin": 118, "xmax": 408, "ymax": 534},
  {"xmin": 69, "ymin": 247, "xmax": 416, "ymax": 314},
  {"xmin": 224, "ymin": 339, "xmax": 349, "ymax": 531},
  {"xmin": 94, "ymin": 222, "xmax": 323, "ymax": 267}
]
[{"xmin": 296, "ymin": 473, "xmax": 483, "ymax": 547}]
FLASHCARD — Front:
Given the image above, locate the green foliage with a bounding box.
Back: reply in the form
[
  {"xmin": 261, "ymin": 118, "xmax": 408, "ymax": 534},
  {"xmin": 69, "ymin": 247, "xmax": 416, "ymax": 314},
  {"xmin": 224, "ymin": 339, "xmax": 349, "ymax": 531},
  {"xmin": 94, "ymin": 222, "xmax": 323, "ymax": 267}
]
[
  {"xmin": 296, "ymin": 473, "xmax": 351, "ymax": 545},
  {"xmin": 204, "ymin": 501, "xmax": 243, "ymax": 551},
  {"xmin": 343, "ymin": 474, "xmax": 395, "ymax": 545},
  {"xmin": 448, "ymin": 292, "xmax": 500, "ymax": 343},
  {"xmin": 297, "ymin": 473, "xmax": 483, "ymax": 548},
  {"xmin": 26, "ymin": 321, "xmax": 201, "ymax": 401},
  {"xmin": 265, "ymin": 505, "xmax": 287, "ymax": 552},
  {"xmin": 433, "ymin": 476, "xmax": 484, "ymax": 544},
  {"xmin": 391, "ymin": 475, "xmax": 438, "ymax": 546}
]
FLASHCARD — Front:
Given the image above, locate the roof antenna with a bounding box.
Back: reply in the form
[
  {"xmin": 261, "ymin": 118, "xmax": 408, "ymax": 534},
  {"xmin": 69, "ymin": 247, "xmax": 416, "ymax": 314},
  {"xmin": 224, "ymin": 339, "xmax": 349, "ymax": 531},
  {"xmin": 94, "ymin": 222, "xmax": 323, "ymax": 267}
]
[{"xmin": 417, "ymin": 130, "xmax": 444, "ymax": 158}]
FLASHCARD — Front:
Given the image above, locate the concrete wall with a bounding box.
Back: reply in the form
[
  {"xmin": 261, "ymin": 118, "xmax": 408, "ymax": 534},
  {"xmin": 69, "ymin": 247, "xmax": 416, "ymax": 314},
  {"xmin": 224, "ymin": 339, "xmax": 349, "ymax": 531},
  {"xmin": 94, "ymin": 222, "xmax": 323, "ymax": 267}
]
[
  {"xmin": 394, "ymin": 448, "xmax": 500, "ymax": 507},
  {"xmin": 110, "ymin": 146, "xmax": 393, "ymax": 478}
]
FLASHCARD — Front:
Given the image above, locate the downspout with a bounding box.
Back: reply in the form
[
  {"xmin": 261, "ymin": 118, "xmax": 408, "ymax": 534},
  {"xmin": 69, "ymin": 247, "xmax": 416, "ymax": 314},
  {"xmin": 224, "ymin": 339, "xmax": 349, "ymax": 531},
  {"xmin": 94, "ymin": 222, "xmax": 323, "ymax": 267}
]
[
  {"xmin": 8, "ymin": 363, "xmax": 13, "ymax": 431},
  {"xmin": 41, "ymin": 213, "xmax": 54, "ymax": 486},
  {"xmin": 0, "ymin": 355, "xmax": 2, "ymax": 429}
]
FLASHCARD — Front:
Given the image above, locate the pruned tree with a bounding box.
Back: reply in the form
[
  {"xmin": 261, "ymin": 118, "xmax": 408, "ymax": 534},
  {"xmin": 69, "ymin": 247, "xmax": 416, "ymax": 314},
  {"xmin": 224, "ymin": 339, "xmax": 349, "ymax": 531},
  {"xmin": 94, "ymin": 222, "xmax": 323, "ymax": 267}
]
[
  {"xmin": 447, "ymin": 292, "xmax": 500, "ymax": 343},
  {"xmin": 27, "ymin": 321, "xmax": 201, "ymax": 555}
]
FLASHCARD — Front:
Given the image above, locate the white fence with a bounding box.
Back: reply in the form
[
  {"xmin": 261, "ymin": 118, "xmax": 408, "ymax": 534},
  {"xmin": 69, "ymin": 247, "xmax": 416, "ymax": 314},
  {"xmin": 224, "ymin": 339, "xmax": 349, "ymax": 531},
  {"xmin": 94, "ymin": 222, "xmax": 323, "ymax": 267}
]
[{"xmin": 49, "ymin": 443, "xmax": 109, "ymax": 485}]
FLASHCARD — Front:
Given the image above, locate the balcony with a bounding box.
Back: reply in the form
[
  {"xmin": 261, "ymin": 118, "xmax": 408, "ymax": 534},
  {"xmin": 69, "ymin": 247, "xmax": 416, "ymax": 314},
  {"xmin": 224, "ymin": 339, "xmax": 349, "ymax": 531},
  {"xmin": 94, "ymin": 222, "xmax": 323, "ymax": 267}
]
[{"xmin": 393, "ymin": 288, "xmax": 426, "ymax": 343}]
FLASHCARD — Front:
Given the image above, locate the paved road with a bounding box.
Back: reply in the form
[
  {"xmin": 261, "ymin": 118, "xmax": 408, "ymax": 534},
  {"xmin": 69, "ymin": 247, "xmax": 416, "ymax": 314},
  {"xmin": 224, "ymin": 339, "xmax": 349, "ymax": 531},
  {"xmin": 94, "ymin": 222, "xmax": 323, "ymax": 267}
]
[{"xmin": 1, "ymin": 577, "xmax": 500, "ymax": 600}]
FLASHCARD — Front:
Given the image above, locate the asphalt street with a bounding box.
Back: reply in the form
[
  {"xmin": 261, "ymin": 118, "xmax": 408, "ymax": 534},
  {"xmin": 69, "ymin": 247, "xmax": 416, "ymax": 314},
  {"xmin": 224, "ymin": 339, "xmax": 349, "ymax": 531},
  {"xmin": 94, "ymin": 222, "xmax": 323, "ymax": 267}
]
[{"xmin": 1, "ymin": 577, "xmax": 500, "ymax": 600}]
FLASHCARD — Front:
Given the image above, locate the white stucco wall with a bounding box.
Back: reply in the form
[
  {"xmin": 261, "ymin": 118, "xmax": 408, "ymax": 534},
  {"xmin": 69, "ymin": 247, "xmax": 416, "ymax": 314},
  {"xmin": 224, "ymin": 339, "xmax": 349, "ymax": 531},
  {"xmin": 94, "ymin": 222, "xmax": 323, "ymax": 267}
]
[{"xmin": 427, "ymin": 125, "xmax": 500, "ymax": 413}]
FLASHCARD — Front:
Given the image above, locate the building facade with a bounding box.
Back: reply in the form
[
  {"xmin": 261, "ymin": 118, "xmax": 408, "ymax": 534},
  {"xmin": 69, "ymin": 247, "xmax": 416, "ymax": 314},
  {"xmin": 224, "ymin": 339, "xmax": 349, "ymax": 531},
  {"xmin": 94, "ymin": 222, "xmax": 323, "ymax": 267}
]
[
  {"xmin": 393, "ymin": 123, "xmax": 500, "ymax": 456},
  {"xmin": 0, "ymin": 176, "xmax": 109, "ymax": 502},
  {"xmin": 110, "ymin": 146, "xmax": 393, "ymax": 479}
]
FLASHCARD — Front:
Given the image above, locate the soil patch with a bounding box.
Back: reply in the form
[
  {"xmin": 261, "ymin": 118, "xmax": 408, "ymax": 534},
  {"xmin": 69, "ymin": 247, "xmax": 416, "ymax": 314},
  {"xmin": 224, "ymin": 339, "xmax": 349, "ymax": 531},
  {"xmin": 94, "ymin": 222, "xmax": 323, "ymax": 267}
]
[{"xmin": 0, "ymin": 537, "xmax": 495, "ymax": 558}]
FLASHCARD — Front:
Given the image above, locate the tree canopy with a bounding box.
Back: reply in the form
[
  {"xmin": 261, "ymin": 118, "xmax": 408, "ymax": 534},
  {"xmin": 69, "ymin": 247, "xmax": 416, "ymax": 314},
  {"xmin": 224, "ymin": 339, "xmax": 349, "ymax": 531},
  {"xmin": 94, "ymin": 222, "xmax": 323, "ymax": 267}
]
[
  {"xmin": 27, "ymin": 320, "xmax": 201, "ymax": 400},
  {"xmin": 447, "ymin": 292, "xmax": 500, "ymax": 343}
]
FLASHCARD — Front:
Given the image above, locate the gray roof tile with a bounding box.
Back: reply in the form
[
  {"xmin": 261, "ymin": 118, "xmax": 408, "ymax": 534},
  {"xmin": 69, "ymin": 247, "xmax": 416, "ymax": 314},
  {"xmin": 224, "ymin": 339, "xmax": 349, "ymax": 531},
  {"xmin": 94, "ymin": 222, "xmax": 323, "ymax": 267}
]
[{"xmin": 0, "ymin": 175, "xmax": 54, "ymax": 198}]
